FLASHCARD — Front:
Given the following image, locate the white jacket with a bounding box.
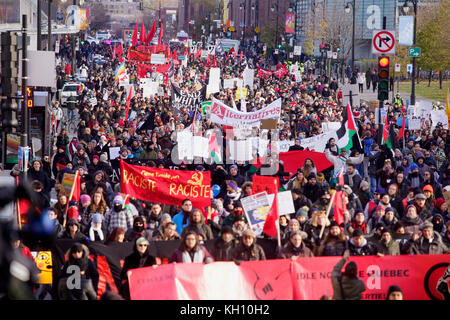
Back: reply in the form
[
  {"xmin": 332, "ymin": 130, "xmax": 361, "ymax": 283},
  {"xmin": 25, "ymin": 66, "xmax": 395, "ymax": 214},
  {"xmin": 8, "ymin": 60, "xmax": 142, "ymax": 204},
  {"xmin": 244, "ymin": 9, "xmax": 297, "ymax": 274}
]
[{"xmin": 325, "ymin": 148, "xmax": 364, "ymax": 173}]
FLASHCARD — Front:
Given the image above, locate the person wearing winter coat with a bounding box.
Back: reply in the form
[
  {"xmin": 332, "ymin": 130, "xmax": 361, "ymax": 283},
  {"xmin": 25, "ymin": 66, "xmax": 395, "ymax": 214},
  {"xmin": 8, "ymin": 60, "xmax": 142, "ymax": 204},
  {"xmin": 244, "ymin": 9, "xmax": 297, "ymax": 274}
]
[
  {"xmin": 169, "ymin": 230, "xmax": 214, "ymax": 264},
  {"xmin": 125, "ymin": 216, "xmax": 153, "ymax": 243},
  {"xmin": 232, "ymin": 229, "xmax": 266, "ymax": 263},
  {"xmin": 348, "ymin": 229, "xmax": 377, "ymax": 256},
  {"xmin": 58, "ymin": 243, "xmax": 99, "ymax": 300},
  {"xmin": 277, "ymin": 230, "xmax": 314, "ymax": 259},
  {"xmin": 211, "ymin": 226, "xmax": 238, "ymax": 261},
  {"xmin": 331, "ymin": 249, "xmax": 366, "ymax": 300},
  {"xmin": 85, "ymin": 213, "xmax": 107, "ymax": 243},
  {"xmin": 316, "ymin": 221, "xmax": 348, "ymax": 256},
  {"xmin": 325, "ymin": 147, "xmax": 364, "ymax": 175},
  {"xmin": 58, "ymin": 218, "xmax": 88, "ymax": 241},
  {"xmin": 404, "ymin": 221, "xmax": 449, "ymax": 254},
  {"xmin": 401, "ymin": 204, "xmax": 424, "ymax": 236},
  {"xmin": 28, "ymin": 160, "xmax": 54, "ymax": 199},
  {"xmin": 376, "ymin": 229, "xmax": 400, "ymax": 256},
  {"xmin": 152, "ymin": 221, "xmax": 181, "ymax": 241},
  {"xmin": 172, "ymin": 199, "xmax": 193, "ymax": 235},
  {"xmin": 120, "ymin": 237, "xmax": 157, "ymax": 299},
  {"xmin": 180, "ymin": 209, "xmax": 214, "ymax": 241}
]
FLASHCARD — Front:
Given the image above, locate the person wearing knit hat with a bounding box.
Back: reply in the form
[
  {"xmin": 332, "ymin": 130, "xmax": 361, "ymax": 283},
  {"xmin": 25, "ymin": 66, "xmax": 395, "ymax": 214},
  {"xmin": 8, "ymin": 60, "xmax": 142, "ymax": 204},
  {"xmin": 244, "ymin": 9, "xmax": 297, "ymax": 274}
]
[
  {"xmin": 120, "ymin": 237, "xmax": 157, "ymax": 299},
  {"xmin": 87, "ymin": 213, "xmax": 105, "ymax": 242},
  {"xmin": 232, "ymin": 229, "xmax": 266, "ymax": 262},
  {"xmin": 80, "ymin": 194, "xmax": 91, "ymax": 206},
  {"xmin": 211, "ymin": 225, "xmax": 237, "ymax": 261},
  {"xmin": 386, "ymin": 285, "xmax": 403, "ymax": 300}
]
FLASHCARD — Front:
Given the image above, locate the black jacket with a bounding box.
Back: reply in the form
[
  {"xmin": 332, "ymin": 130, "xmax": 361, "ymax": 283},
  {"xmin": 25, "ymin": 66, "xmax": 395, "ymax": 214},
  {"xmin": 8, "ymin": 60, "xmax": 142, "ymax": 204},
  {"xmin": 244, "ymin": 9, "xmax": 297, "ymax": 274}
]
[{"xmin": 212, "ymin": 238, "xmax": 239, "ymax": 261}]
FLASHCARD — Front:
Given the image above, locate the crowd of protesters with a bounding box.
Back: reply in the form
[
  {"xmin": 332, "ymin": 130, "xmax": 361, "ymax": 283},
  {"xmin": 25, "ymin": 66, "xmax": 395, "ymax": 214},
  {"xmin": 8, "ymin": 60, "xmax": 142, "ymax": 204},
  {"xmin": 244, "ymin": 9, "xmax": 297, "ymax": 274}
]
[{"xmin": 10, "ymin": 32, "xmax": 449, "ymax": 300}]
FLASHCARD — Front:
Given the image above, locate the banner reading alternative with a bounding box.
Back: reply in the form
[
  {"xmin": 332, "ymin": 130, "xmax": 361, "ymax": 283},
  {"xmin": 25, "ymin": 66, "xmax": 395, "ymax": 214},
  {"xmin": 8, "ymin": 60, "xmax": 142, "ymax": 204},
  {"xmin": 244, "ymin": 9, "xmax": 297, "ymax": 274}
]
[
  {"xmin": 209, "ymin": 98, "xmax": 281, "ymax": 128},
  {"xmin": 120, "ymin": 160, "xmax": 211, "ymax": 208}
]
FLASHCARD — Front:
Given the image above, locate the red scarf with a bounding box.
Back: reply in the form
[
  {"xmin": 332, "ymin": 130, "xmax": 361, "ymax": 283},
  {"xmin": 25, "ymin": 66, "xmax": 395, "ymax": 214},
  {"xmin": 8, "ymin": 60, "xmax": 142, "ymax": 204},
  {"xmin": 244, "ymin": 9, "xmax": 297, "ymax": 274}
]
[{"xmin": 352, "ymin": 221, "xmax": 367, "ymax": 234}]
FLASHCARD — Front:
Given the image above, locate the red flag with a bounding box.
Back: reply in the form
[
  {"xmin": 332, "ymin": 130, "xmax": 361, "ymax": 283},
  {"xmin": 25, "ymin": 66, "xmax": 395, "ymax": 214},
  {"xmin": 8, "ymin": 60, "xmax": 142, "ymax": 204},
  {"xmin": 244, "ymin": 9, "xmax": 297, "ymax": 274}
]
[
  {"xmin": 226, "ymin": 47, "xmax": 235, "ymax": 61},
  {"xmin": 125, "ymin": 86, "xmax": 133, "ymax": 121},
  {"xmin": 146, "ymin": 21, "xmax": 157, "ymax": 44},
  {"xmin": 239, "ymin": 51, "xmax": 242, "ymax": 62},
  {"xmin": 263, "ymin": 180, "xmax": 280, "ymax": 238},
  {"xmin": 173, "ymin": 48, "xmax": 178, "ymax": 61},
  {"xmin": 195, "ymin": 49, "xmax": 202, "ymax": 59},
  {"xmin": 252, "ymin": 175, "xmax": 279, "ymax": 195},
  {"xmin": 397, "ymin": 115, "xmax": 406, "ymax": 142},
  {"xmin": 132, "ymin": 22, "xmax": 138, "ymax": 47},
  {"xmin": 333, "ymin": 170, "xmax": 345, "ymax": 227},
  {"xmin": 158, "ymin": 21, "xmax": 164, "ymax": 45},
  {"xmin": 140, "ymin": 22, "xmax": 146, "ymax": 44},
  {"xmin": 382, "ymin": 114, "xmax": 390, "ymax": 144}
]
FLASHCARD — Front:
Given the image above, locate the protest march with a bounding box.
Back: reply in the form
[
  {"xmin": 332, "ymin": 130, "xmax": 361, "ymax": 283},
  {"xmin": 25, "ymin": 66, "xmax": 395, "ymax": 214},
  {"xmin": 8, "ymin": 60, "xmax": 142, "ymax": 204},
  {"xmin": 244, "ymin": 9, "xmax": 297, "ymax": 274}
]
[{"xmin": 1, "ymin": 15, "xmax": 449, "ymax": 302}]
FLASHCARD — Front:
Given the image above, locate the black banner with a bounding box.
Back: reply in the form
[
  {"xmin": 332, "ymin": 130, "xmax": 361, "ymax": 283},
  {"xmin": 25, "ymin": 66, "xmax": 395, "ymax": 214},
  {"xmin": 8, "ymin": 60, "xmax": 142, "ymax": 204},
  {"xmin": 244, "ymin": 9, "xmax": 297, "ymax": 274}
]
[{"xmin": 171, "ymin": 82, "xmax": 206, "ymax": 110}]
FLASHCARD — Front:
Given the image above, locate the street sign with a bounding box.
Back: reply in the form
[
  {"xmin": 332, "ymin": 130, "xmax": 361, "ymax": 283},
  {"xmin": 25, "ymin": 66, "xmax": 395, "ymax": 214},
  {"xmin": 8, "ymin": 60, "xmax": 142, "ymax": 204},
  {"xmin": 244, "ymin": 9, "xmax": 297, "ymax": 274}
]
[
  {"xmin": 289, "ymin": 52, "xmax": 293, "ymax": 58},
  {"xmin": 332, "ymin": 52, "xmax": 338, "ymax": 59},
  {"xmin": 371, "ymin": 30, "xmax": 396, "ymax": 55},
  {"xmin": 395, "ymin": 63, "xmax": 401, "ymax": 72},
  {"xmin": 408, "ymin": 47, "xmax": 421, "ymax": 57},
  {"xmin": 407, "ymin": 64, "xmax": 413, "ymax": 73}
]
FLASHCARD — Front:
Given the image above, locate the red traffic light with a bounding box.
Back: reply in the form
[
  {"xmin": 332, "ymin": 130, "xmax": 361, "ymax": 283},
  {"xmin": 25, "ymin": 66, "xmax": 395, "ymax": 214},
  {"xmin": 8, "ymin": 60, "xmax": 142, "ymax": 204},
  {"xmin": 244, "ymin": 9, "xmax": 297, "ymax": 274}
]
[{"xmin": 379, "ymin": 57, "xmax": 389, "ymax": 68}]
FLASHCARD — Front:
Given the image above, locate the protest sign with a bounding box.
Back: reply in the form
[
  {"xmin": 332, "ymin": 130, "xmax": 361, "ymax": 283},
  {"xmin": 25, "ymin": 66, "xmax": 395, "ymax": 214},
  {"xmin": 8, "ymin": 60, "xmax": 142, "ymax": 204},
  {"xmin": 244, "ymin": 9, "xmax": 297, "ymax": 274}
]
[
  {"xmin": 109, "ymin": 147, "xmax": 120, "ymax": 160},
  {"xmin": 431, "ymin": 110, "xmax": 449, "ymax": 129},
  {"xmin": 171, "ymin": 82, "xmax": 206, "ymax": 110},
  {"xmin": 267, "ymin": 191, "xmax": 295, "ymax": 216},
  {"xmin": 241, "ymin": 191, "xmax": 271, "ymax": 236}
]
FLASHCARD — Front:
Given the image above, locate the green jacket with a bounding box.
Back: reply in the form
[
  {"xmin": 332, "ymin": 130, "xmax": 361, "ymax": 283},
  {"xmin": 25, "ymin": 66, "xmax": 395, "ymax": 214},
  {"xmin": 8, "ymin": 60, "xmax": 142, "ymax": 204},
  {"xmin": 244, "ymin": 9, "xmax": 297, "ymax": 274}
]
[{"xmin": 331, "ymin": 258, "xmax": 366, "ymax": 300}]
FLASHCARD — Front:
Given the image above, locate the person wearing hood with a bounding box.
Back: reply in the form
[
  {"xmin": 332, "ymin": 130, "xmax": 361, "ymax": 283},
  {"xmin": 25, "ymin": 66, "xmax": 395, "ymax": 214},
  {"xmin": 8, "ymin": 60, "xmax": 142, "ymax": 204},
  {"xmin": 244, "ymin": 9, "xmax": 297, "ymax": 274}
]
[
  {"xmin": 227, "ymin": 164, "xmax": 245, "ymax": 187},
  {"xmin": 421, "ymin": 171, "xmax": 443, "ymax": 199},
  {"xmin": 406, "ymin": 163, "xmax": 424, "ymax": 188},
  {"xmin": 211, "ymin": 226, "xmax": 239, "ymax": 261},
  {"xmin": 399, "ymin": 156, "xmax": 412, "ymax": 181},
  {"xmin": 331, "ymin": 249, "xmax": 366, "ymax": 300},
  {"xmin": 232, "ymin": 229, "xmax": 266, "ymax": 263},
  {"xmin": 376, "ymin": 229, "xmax": 400, "ymax": 256},
  {"xmin": 416, "ymin": 156, "xmax": 431, "ymax": 178},
  {"xmin": 85, "ymin": 213, "xmax": 106, "ymax": 243},
  {"xmin": 405, "ymin": 221, "xmax": 449, "ymax": 255},
  {"xmin": 348, "ymin": 229, "xmax": 377, "ymax": 256},
  {"xmin": 223, "ymin": 180, "xmax": 242, "ymax": 210},
  {"xmin": 58, "ymin": 218, "xmax": 88, "ymax": 241},
  {"xmin": 303, "ymin": 173, "xmax": 323, "ymax": 203},
  {"xmin": 68, "ymin": 137, "xmax": 79, "ymax": 159},
  {"xmin": 278, "ymin": 230, "xmax": 313, "ymax": 259},
  {"xmin": 125, "ymin": 216, "xmax": 152, "ymax": 242},
  {"xmin": 58, "ymin": 243, "xmax": 99, "ymax": 300},
  {"xmin": 430, "ymin": 214, "xmax": 446, "ymax": 238},
  {"xmin": 104, "ymin": 195, "xmax": 134, "ymax": 236},
  {"xmin": 357, "ymin": 180, "xmax": 371, "ymax": 210},
  {"xmin": 120, "ymin": 237, "xmax": 157, "ymax": 299},
  {"xmin": 172, "ymin": 199, "xmax": 193, "ymax": 235}
]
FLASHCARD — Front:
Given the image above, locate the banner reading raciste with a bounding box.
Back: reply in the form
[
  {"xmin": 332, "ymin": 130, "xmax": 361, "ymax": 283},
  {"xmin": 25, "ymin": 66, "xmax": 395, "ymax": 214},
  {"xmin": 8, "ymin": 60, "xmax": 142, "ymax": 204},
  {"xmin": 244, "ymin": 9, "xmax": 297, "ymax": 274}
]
[{"xmin": 120, "ymin": 160, "xmax": 211, "ymax": 208}]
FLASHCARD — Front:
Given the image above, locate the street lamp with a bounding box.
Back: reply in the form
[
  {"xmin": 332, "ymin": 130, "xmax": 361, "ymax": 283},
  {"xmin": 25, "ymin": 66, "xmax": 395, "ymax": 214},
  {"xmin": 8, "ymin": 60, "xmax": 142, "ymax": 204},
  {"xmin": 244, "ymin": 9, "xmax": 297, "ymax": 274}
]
[
  {"xmin": 240, "ymin": 1, "xmax": 246, "ymax": 46},
  {"xmin": 271, "ymin": 3, "xmax": 279, "ymax": 50},
  {"xmin": 402, "ymin": 0, "xmax": 419, "ymax": 106},
  {"xmin": 345, "ymin": 0, "xmax": 356, "ymax": 74}
]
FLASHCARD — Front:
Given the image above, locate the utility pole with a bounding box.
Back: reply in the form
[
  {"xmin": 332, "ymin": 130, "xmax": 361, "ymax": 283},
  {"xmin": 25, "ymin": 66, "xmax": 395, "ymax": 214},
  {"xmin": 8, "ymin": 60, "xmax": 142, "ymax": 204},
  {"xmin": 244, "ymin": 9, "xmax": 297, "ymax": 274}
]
[
  {"xmin": 72, "ymin": 0, "xmax": 77, "ymax": 76},
  {"xmin": 48, "ymin": 0, "xmax": 52, "ymax": 51},
  {"xmin": 22, "ymin": 15, "xmax": 29, "ymax": 163},
  {"xmin": 37, "ymin": 0, "xmax": 42, "ymax": 50}
]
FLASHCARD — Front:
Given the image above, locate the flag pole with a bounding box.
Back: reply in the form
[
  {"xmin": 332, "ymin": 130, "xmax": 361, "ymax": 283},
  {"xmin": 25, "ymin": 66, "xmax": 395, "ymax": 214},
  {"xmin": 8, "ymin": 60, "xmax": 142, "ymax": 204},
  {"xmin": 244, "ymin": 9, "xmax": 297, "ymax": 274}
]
[
  {"xmin": 15, "ymin": 176, "xmax": 22, "ymax": 230},
  {"xmin": 319, "ymin": 188, "xmax": 337, "ymax": 239},
  {"xmin": 63, "ymin": 170, "xmax": 79, "ymax": 228}
]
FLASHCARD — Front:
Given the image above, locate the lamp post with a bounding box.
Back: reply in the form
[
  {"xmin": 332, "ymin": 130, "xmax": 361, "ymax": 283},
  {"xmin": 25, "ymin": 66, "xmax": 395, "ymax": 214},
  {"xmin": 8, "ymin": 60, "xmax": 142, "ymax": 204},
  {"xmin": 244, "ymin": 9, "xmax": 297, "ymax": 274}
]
[
  {"xmin": 48, "ymin": 0, "xmax": 52, "ymax": 51},
  {"xmin": 240, "ymin": 1, "xmax": 246, "ymax": 46},
  {"xmin": 271, "ymin": 3, "xmax": 279, "ymax": 49},
  {"xmin": 402, "ymin": 0, "xmax": 418, "ymax": 106},
  {"xmin": 345, "ymin": 0, "xmax": 355, "ymax": 73}
]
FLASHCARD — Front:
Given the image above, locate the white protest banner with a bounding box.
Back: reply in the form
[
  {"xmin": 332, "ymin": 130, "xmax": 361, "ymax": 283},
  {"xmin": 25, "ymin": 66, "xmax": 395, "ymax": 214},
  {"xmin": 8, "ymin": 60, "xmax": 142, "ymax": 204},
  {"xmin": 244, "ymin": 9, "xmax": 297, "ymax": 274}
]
[
  {"xmin": 193, "ymin": 136, "xmax": 209, "ymax": 158},
  {"xmin": 241, "ymin": 192, "xmax": 271, "ymax": 236},
  {"xmin": 267, "ymin": 191, "xmax": 295, "ymax": 216},
  {"xmin": 223, "ymin": 78, "xmax": 235, "ymax": 89},
  {"xmin": 299, "ymin": 132, "xmax": 335, "ymax": 152},
  {"xmin": 408, "ymin": 116, "xmax": 421, "ymax": 130},
  {"xmin": 228, "ymin": 139, "xmax": 254, "ymax": 162},
  {"xmin": 109, "ymin": 147, "xmax": 121, "ymax": 160},
  {"xmin": 150, "ymin": 54, "xmax": 165, "ymax": 65},
  {"xmin": 294, "ymin": 71, "xmax": 302, "ymax": 83},
  {"xmin": 293, "ymin": 46, "xmax": 302, "ymax": 56},
  {"xmin": 277, "ymin": 140, "xmax": 295, "ymax": 153},
  {"xmin": 258, "ymin": 139, "xmax": 270, "ymax": 157},
  {"xmin": 322, "ymin": 122, "xmax": 341, "ymax": 132},
  {"xmin": 177, "ymin": 130, "xmax": 193, "ymax": 160},
  {"xmin": 242, "ymin": 67, "xmax": 254, "ymax": 88},
  {"xmin": 290, "ymin": 64, "xmax": 299, "ymax": 74},
  {"xmin": 142, "ymin": 81, "xmax": 159, "ymax": 98},
  {"xmin": 415, "ymin": 102, "xmax": 431, "ymax": 118},
  {"xmin": 119, "ymin": 73, "xmax": 129, "ymax": 87},
  {"xmin": 207, "ymin": 67, "xmax": 220, "ymax": 94},
  {"xmin": 431, "ymin": 110, "xmax": 449, "ymax": 129},
  {"xmin": 210, "ymin": 98, "xmax": 281, "ymax": 128},
  {"xmin": 89, "ymin": 97, "xmax": 97, "ymax": 106}
]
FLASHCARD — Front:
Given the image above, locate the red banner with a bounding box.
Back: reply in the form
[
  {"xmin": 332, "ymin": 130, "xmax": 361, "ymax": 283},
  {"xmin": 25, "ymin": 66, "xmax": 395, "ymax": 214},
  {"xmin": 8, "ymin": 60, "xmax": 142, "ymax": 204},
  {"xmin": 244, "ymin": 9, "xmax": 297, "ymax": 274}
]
[
  {"xmin": 120, "ymin": 160, "xmax": 211, "ymax": 208},
  {"xmin": 257, "ymin": 65, "xmax": 288, "ymax": 78},
  {"xmin": 128, "ymin": 48, "xmax": 152, "ymax": 62},
  {"xmin": 252, "ymin": 175, "xmax": 279, "ymax": 195},
  {"xmin": 136, "ymin": 45, "xmax": 168, "ymax": 55},
  {"xmin": 128, "ymin": 255, "xmax": 450, "ymax": 300},
  {"xmin": 136, "ymin": 63, "xmax": 171, "ymax": 78},
  {"xmin": 279, "ymin": 150, "xmax": 333, "ymax": 174}
]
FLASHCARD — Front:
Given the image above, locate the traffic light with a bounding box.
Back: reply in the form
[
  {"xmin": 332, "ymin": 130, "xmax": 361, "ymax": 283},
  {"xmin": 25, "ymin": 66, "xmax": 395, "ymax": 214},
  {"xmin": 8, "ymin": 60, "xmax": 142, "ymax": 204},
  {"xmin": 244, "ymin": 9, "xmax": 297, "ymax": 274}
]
[
  {"xmin": 1, "ymin": 31, "xmax": 19, "ymax": 131},
  {"xmin": 26, "ymin": 88, "xmax": 35, "ymax": 108},
  {"xmin": 377, "ymin": 55, "xmax": 390, "ymax": 101}
]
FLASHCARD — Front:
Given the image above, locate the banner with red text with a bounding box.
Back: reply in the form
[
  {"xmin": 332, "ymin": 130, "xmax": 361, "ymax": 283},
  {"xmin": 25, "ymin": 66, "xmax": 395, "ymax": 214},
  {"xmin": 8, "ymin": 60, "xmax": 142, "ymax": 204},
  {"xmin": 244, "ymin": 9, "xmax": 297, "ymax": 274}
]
[
  {"xmin": 120, "ymin": 160, "xmax": 211, "ymax": 208},
  {"xmin": 128, "ymin": 255, "xmax": 450, "ymax": 300},
  {"xmin": 257, "ymin": 65, "xmax": 288, "ymax": 78},
  {"xmin": 136, "ymin": 63, "xmax": 172, "ymax": 78}
]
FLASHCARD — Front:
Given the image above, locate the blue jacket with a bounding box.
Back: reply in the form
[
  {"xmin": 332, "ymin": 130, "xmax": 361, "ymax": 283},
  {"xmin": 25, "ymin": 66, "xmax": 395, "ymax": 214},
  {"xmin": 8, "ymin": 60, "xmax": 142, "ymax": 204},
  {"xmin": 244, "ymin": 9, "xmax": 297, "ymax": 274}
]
[{"xmin": 173, "ymin": 211, "xmax": 189, "ymax": 235}]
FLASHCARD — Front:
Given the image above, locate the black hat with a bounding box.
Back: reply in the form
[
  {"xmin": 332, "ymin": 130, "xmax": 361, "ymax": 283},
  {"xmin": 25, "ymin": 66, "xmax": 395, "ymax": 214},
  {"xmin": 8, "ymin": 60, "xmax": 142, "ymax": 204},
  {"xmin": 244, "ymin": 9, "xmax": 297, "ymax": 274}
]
[
  {"xmin": 234, "ymin": 215, "xmax": 245, "ymax": 223},
  {"xmin": 352, "ymin": 228, "xmax": 364, "ymax": 237},
  {"xmin": 221, "ymin": 226, "xmax": 234, "ymax": 236},
  {"xmin": 329, "ymin": 221, "xmax": 339, "ymax": 228},
  {"xmin": 386, "ymin": 285, "xmax": 403, "ymax": 299}
]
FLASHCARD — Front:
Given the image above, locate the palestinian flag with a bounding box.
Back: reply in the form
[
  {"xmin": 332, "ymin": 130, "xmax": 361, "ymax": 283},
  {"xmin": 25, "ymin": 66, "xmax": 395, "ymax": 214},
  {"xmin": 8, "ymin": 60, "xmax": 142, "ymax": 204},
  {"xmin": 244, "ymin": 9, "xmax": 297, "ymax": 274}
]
[
  {"xmin": 382, "ymin": 116, "xmax": 398, "ymax": 149},
  {"xmin": 208, "ymin": 131, "xmax": 222, "ymax": 164},
  {"xmin": 336, "ymin": 104, "xmax": 362, "ymax": 153}
]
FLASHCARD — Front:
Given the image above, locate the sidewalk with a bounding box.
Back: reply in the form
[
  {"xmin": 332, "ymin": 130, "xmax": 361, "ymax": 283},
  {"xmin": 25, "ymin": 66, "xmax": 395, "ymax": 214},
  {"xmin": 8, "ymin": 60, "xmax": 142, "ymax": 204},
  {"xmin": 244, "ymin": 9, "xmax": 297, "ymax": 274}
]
[{"xmin": 358, "ymin": 89, "xmax": 432, "ymax": 106}]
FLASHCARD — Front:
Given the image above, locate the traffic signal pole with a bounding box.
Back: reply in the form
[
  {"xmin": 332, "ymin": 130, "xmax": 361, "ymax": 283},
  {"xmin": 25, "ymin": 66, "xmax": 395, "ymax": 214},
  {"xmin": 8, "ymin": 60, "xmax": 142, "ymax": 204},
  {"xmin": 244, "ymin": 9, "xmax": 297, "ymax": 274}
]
[{"xmin": 22, "ymin": 15, "xmax": 29, "ymax": 149}]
